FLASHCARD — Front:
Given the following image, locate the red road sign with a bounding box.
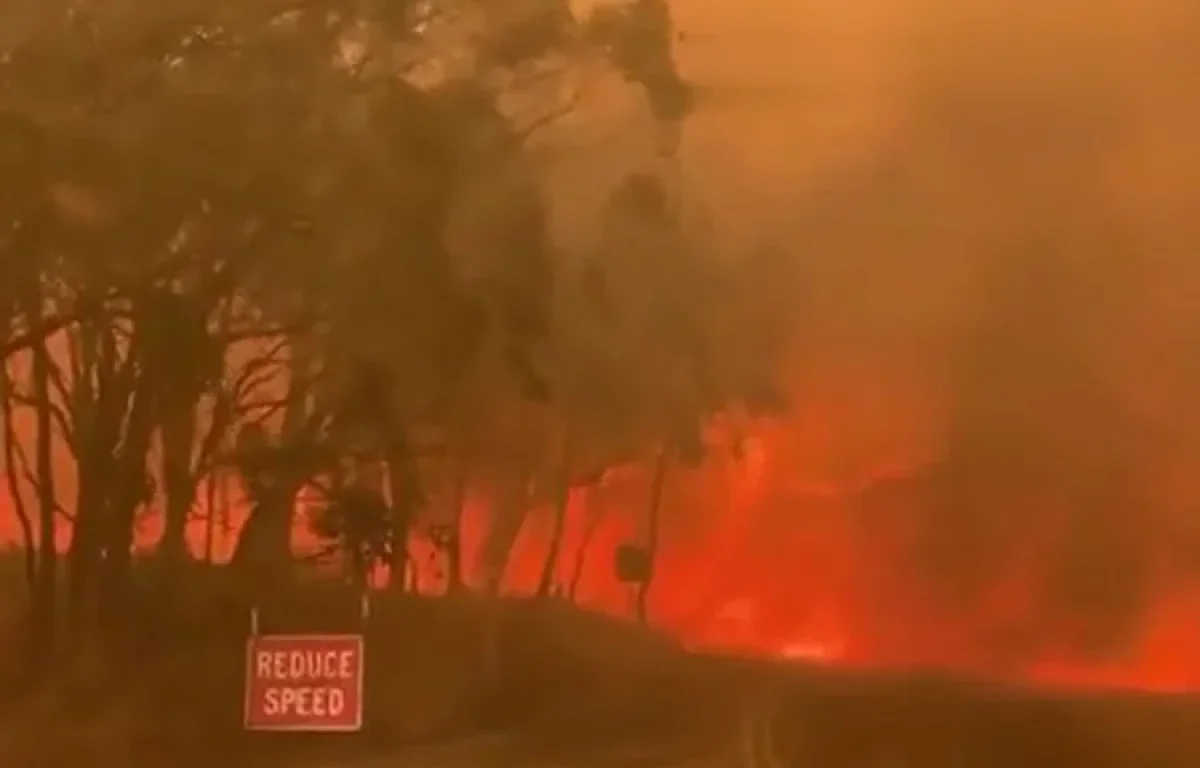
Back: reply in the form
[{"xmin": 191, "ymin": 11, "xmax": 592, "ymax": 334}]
[{"xmin": 244, "ymin": 634, "xmax": 364, "ymax": 731}]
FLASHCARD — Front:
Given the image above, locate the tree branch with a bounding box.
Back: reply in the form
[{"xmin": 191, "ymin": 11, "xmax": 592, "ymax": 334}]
[{"xmin": 7, "ymin": 393, "xmax": 76, "ymax": 453}]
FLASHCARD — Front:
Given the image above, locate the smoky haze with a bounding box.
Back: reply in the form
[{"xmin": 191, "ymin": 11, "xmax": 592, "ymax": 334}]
[{"xmin": 664, "ymin": 0, "xmax": 1200, "ymax": 661}]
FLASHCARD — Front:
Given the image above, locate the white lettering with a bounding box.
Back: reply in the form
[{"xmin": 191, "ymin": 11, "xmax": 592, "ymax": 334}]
[
  {"xmin": 255, "ymin": 650, "xmax": 272, "ymax": 679},
  {"xmin": 258, "ymin": 649, "xmax": 357, "ymax": 681},
  {"xmin": 280, "ymin": 687, "xmax": 298, "ymax": 712},
  {"xmin": 259, "ymin": 686, "xmax": 350, "ymax": 718}
]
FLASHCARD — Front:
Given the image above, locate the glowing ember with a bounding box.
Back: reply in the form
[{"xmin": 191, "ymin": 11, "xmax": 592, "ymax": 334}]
[{"xmin": 779, "ymin": 640, "xmax": 840, "ymax": 662}]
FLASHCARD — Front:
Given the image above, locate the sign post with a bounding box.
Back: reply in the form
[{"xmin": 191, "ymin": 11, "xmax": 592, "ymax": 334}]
[
  {"xmin": 614, "ymin": 543, "xmax": 650, "ymax": 616},
  {"xmin": 243, "ymin": 633, "xmax": 365, "ymax": 732}
]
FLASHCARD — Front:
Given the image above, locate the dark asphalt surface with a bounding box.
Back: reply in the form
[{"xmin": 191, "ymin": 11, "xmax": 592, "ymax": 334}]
[{"xmin": 248, "ymin": 655, "xmax": 1200, "ymax": 768}]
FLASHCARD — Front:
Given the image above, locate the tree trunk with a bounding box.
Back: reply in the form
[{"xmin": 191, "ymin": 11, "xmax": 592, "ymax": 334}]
[
  {"xmin": 98, "ymin": 382, "xmax": 156, "ymax": 631},
  {"xmin": 29, "ymin": 320, "xmax": 58, "ymax": 663},
  {"xmin": 567, "ymin": 489, "xmax": 602, "ymax": 601},
  {"xmin": 635, "ymin": 449, "xmax": 668, "ymax": 623},
  {"xmin": 67, "ymin": 461, "xmax": 104, "ymax": 639},
  {"xmin": 228, "ymin": 343, "xmax": 315, "ymax": 584},
  {"xmin": 386, "ymin": 448, "xmax": 420, "ymax": 591},
  {"xmin": 158, "ymin": 400, "xmax": 198, "ymax": 566},
  {"xmin": 445, "ymin": 467, "xmax": 466, "ymax": 593},
  {"xmin": 229, "ymin": 484, "xmax": 297, "ymax": 584},
  {"xmin": 203, "ymin": 470, "xmax": 219, "ymax": 564},
  {"xmin": 536, "ymin": 450, "xmax": 571, "ymax": 598},
  {"xmin": 0, "ymin": 362, "xmax": 36, "ymax": 592},
  {"xmin": 477, "ymin": 476, "xmax": 531, "ymax": 595},
  {"xmin": 65, "ymin": 325, "xmax": 107, "ymax": 639}
]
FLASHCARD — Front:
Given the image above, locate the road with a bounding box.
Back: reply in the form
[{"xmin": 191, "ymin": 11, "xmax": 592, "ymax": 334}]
[{"xmin": 327, "ymin": 661, "xmax": 1200, "ymax": 768}]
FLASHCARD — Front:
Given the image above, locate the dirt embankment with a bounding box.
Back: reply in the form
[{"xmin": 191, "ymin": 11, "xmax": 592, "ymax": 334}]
[
  {"xmin": 2, "ymin": 581, "xmax": 1200, "ymax": 768},
  {"xmin": 0, "ymin": 583, "xmax": 731, "ymax": 768}
]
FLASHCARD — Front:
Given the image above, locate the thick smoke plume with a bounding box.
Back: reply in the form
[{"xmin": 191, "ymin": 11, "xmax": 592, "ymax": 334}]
[{"xmin": 637, "ymin": 0, "xmax": 1200, "ymax": 681}]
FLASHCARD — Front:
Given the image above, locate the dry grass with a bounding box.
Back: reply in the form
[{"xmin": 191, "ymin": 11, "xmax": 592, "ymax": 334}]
[
  {"xmin": 0, "ymin": 559, "xmax": 699, "ymax": 768},
  {"xmin": 3, "ymin": 555, "xmax": 1200, "ymax": 767}
]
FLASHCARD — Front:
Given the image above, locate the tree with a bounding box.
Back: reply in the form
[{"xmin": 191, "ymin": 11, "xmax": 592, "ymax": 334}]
[
  {"xmin": 525, "ymin": 166, "xmax": 791, "ymax": 622},
  {"xmin": 0, "ymin": 0, "xmax": 714, "ymax": 663}
]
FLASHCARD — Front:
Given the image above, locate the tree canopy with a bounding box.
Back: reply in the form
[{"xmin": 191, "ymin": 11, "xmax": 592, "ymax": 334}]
[{"xmin": 0, "ymin": 0, "xmax": 795, "ymax": 664}]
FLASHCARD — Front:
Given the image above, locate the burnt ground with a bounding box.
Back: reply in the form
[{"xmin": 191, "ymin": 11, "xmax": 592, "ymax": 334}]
[{"xmin": 1, "ymin": 585, "xmax": 1198, "ymax": 767}]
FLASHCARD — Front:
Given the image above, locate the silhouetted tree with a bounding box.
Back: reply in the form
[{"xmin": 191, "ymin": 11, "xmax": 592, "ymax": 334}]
[{"xmin": 0, "ymin": 0, "xmax": 717, "ymax": 665}]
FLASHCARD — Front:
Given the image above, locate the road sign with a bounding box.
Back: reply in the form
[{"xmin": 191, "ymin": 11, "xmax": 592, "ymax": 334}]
[
  {"xmin": 614, "ymin": 543, "xmax": 651, "ymax": 583},
  {"xmin": 243, "ymin": 634, "xmax": 365, "ymax": 732}
]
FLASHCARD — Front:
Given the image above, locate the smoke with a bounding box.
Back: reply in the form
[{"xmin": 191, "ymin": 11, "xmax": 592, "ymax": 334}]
[{"xmin": 654, "ymin": 0, "xmax": 1200, "ymax": 672}]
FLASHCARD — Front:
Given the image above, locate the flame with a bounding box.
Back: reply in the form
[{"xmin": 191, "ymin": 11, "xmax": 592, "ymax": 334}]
[
  {"xmin": 438, "ymin": 380, "xmax": 1200, "ymax": 693},
  {"xmin": 4, "ymin": 370, "xmax": 1200, "ymax": 694}
]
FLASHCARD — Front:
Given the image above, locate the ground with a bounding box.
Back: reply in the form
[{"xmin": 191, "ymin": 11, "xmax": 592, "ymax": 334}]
[{"xmin": 1, "ymin": 576, "xmax": 1199, "ymax": 767}]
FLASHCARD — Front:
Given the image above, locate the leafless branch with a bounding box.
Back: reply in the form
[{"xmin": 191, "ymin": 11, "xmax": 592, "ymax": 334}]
[
  {"xmin": 228, "ymin": 337, "xmax": 288, "ymax": 401},
  {"xmin": 190, "ymin": 386, "xmax": 235, "ymax": 479},
  {"xmin": 514, "ymin": 88, "xmax": 584, "ymax": 143},
  {"xmin": 9, "ymin": 420, "xmax": 73, "ymax": 522},
  {"xmin": 0, "ymin": 362, "xmax": 36, "ymax": 584},
  {"xmin": 238, "ymin": 397, "xmax": 290, "ymax": 426},
  {"xmin": 7, "ymin": 393, "xmax": 76, "ymax": 452}
]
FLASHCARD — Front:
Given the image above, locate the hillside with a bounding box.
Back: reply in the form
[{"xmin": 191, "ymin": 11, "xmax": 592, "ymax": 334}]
[{"xmin": 1, "ymin": 580, "xmax": 1199, "ymax": 768}]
